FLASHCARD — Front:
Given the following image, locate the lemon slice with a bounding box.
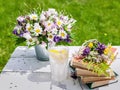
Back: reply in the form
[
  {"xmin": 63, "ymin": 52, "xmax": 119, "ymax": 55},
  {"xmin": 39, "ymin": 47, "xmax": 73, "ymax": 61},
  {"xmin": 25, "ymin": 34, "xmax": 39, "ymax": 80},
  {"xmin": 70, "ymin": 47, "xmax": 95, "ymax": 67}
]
[
  {"xmin": 49, "ymin": 49, "xmax": 59, "ymax": 53},
  {"xmin": 49, "ymin": 49, "xmax": 67, "ymax": 54},
  {"xmin": 49, "ymin": 49, "xmax": 68, "ymax": 63}
]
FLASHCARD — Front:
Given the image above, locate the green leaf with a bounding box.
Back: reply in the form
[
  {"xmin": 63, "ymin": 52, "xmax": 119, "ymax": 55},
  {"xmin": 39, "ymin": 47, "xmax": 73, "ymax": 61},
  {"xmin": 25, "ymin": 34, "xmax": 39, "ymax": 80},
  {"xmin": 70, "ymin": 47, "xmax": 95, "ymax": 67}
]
[{"xmin": 15, "ymin": 37, "xmax": 26, "ymax": 45}]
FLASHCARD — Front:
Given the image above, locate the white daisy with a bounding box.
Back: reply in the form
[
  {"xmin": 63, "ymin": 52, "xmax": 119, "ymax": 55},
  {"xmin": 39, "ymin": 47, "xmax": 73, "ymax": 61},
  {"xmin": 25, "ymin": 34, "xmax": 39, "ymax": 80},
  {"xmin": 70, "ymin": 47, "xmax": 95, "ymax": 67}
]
[
  {"xmin": 34, "ymin": 27, "xmax": 43, "ymax": 36},
  {"xmin": 46, "ymin": 8, "xmax": 58, "ymax": 17},
  {"xmin": 59, "ymin": 30, "xmax": 67, "ymax": 39},
  {"xmin": 34, "ymin": 23, "xmax": 40, "ymax": 28},
  {"xmin": 56, "ymin": 19, "xmax": 63, "ymax": 27},
  {"xmin": 26, "ymin": 38, "xmax": 35, "ymax": 46},
  {"xmin": 29, "ymin": 13, "xmax": 38, "ymax": 21},
  {"xmin": 48, "ymin": 33, "xmax": 54, "ymax": 41},
  {"xmin": 32, "ymin": 23, "xmax": 42, "ymax": 36},
  {"xmin": 17, "ymin": 16, "xmax": 25, "ymax": 23},
  {"xmin": 66, "ymin": 24, "xmax": 72, "ymax": 32},
  {"xmin": 62, "ymin": 15, "xmax": 69, "ymax": 25},
  {"xmin": 40, "ymin": 13, "xmax": 46, "ymax": 21},
  {"xmin": 48, "ymin": 8, "xmax": 58, "ymax": 15},
  {"xmin": 26, "ymin": 23, "xmax": 32, "ymax": 32},
  {"xmin": 51, "ymin": 28, "xmax": 58, "ymax": 34},
  {"xmin": 68, "ymin": 18, "xmax": 76, "ymax": 25},
  {"xmin": 44, "ymin": 21, "xmax": 53, "ymax": 31}
]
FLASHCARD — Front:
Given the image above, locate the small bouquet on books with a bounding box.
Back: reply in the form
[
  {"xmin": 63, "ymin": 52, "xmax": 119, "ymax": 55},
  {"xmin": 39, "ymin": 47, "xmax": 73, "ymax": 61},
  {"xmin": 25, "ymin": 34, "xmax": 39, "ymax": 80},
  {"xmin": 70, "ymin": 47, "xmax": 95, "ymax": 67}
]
[{"xmin": 70, "ymin": 39, "xmax": 118, "ymax": 89}]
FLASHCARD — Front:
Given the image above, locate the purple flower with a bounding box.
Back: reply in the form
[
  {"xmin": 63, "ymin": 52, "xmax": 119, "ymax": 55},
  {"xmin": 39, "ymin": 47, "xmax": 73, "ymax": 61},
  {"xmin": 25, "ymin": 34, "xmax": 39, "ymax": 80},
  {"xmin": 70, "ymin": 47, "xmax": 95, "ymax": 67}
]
[
  {"xmin": 96, "ymin": 42, "xmax": 106, "ymax": 55},
  {"xmin": 64, "ymin": 35, "xmax": 71, "ymax": 42},
  {"xmin": 17, "ymin": 16, "xmax": 27, "ymax": 26},
  {"xmin": 13, "ymin": 29, "xmax": 18, "ymax": 35},
  {"xmin": 13, "ymin": 29, "xmax": 24, "ymax": 37},
  {"xmin": 82, "ymin": 47, "xmax": 90, "ymax": 56},
  {"xmin": 13, "ymin": 26, "xmax": 27, "ymax": 37},
  {"xmin": 53, "ymin": 36, "xmax": 61, "ymax": 42}
]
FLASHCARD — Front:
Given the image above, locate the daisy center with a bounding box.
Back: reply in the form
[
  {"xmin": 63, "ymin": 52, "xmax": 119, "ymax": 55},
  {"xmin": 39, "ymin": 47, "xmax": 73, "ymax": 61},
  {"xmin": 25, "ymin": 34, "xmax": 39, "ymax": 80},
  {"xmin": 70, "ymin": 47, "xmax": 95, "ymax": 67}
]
[
  {"xmin": 61, "ymin": 33, "xmax": 65, "ymax": 37},
  {"xmin": 48, "ymin": 23, "xmax": 51, "ymax": 26},
  {"xmin": 29, "ymin": 39, "xmax": 33, "ymax": 42},
  {"xmin": 28, "ymin": 27, "xmax": 31, "ymax": 31},
  {"xmin": 35, "ymin": 29, "xmax": 41, "ymax": 33},
  {"xmin": 57, "ymin": 21, "xmax": 62, "ymax": 26},
  {"xmin": 32, "ymin": 16, "xmax": 37, "ymax": 20},
  {"xmin": 49, "ymin": 35, "xmax": 53, "ymax": 39}
]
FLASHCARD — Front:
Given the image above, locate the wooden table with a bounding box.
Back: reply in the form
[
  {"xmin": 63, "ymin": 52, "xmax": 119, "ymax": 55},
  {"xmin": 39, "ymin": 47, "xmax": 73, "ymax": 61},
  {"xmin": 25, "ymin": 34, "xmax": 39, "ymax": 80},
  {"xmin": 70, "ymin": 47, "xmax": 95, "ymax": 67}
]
[{"xmin": 0, "ymin": 46, "xmax": 120, "ymax": 90}]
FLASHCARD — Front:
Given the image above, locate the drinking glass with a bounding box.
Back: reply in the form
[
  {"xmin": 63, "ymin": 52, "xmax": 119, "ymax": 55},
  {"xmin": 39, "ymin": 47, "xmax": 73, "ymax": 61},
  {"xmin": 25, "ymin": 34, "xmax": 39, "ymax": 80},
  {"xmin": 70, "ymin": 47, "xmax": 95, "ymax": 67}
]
[{"xmin": 48, "ymin": 46, "xmax": 69, "ymax": 89}]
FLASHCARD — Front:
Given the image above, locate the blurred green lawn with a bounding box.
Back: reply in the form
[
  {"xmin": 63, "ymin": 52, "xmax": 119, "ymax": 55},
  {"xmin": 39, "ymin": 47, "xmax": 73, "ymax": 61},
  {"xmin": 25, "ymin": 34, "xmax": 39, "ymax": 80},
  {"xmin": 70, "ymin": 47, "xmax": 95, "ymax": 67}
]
[{"xmin": 0, "ymin": 0, "xmax": 120, "ymax": 71}]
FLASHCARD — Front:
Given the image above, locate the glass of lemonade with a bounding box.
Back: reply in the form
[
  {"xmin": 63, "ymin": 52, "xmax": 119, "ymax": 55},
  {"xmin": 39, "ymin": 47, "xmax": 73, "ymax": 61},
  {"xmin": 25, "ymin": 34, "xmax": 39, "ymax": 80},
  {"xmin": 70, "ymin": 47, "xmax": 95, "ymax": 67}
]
[{"xmin": 48, "ymin": 46, "xmax": 69, "ymax": 84}]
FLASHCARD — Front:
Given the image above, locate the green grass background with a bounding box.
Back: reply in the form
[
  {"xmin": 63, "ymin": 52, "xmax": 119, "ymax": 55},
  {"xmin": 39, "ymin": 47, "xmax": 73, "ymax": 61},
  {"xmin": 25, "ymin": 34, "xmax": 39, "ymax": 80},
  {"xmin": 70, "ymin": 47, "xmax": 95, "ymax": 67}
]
[{"xmin": 0, "ymin": 0, "xmax": 120, "ymax": 71}]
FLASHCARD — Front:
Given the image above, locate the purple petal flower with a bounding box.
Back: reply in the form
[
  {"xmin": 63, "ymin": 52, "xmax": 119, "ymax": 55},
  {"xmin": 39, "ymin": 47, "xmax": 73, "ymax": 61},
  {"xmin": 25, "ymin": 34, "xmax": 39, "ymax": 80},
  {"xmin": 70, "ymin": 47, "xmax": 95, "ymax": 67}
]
[
  {"xmin": 51, "ymin": 23, "xmax": 57, "ymax": 29},
  {"xmin": 82, "ymin": 47, "xmax": 90, "ymax": 56},
  {"xmin": 53, "ymin": 36, "xmax": 61, "ymax": 42},
  {"xmin": 17, "ymin": 16, "xmax": 27, "ymax": 26},
  {"xmin": 65, "ymin": 38, "xmax": 71, "ymax": 42},
  {"xmin": 13, "ymin": 29, "xmax": 23, "ymax": 37},
  {"xmin": 13, "ymin": 26, "xmax": 26, "ymax": 37},
  {"xmin": 96, "ymin": 42, "xmax": 106, "ymax": 55},
  {"xmin": 13, "ymin": 29, "xmax": 18, "ymax": 35},
  {"xmin": 64, "ymin": 35, "xmax": 71, "ymax": 42}
]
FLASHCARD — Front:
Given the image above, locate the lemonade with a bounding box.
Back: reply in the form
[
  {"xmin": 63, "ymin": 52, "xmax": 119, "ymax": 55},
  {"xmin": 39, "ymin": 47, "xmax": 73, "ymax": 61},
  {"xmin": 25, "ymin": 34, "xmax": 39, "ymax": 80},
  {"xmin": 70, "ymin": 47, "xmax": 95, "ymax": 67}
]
[{"xmin": 48, "ymin": 46, "xmax": 69, "ymax": 82}]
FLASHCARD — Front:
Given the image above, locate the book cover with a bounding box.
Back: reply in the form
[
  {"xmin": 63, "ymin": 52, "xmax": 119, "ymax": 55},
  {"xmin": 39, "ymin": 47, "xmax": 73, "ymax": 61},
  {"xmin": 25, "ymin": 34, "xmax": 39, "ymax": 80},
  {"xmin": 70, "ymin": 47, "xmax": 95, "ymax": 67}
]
[
  {"xmin": 76, "ymin": 68, "xmax": 113, "ymax": 77},
  {"xmin": 78, "ymin": 72, "xmax": 118, "ymax": 89},
  {"xmin": 81, "ymin": 76, "xmax": 114, "ymax": 83}
]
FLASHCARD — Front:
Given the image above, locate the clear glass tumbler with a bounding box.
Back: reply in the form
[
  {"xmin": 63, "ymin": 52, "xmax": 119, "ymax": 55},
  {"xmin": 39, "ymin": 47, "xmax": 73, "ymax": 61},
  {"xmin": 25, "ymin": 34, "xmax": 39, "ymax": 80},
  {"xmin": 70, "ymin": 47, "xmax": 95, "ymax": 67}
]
[{"xmin": 48, "ymin": 46, "xmax": 69, "ymax": 89}]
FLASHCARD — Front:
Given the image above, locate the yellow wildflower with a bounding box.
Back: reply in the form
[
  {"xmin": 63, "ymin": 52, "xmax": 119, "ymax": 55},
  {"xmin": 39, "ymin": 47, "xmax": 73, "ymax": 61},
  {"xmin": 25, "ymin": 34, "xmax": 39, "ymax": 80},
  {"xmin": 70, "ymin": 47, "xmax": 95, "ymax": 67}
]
[
  {"xmin": 88, "ymin": 42, "xmax": 93, "ymax": 48},
  {"xmin": 108, "ymin": 45, "xmax": 112, "ymax": 49},
  {"xmin": 110, "ymin": 54, "xmax": 115, "ymax": 60},
  {"xmin": 104, "ymin": 48, "xmax": 109, "ymax": 55}
]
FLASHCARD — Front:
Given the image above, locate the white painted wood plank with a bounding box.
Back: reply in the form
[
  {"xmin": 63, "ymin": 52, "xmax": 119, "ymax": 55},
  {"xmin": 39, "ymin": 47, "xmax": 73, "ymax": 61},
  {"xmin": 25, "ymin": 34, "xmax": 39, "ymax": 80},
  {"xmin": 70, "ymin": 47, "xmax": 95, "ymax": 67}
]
[
  {"xmin": 0, "ymin": 72, "xmax": 81, "ymax": 90},
  {"xmin": 11, "ymin": 46, "xmax": 36, "ymax": 58},
  {"xmin": 2, "ymin": 58, "xmax": 50, "ymax": 72}
]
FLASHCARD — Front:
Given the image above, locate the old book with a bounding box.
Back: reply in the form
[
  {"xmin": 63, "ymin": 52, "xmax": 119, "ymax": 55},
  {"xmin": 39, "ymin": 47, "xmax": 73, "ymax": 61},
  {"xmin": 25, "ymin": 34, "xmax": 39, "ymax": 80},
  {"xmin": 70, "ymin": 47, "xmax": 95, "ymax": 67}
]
[
  {"xmin": 81, "ymin": 76, "xmax": 112, "ymax": 83},
  {"xmin": 81, "ymin": 76, "xmax": 115, "ymax": 84},
  {"xmin": 71, "ymin": 58, "xmax": 89, "ymax": 70},
  {"xmin": 76, "ymin": 68, "xmax": 114, "ymax": 77},
  {"xmin": 111, "ymin": 47, "xmax": 118, "ymax": 55},
  {"xmin": 78, "ymin": 72, "xmax": 118, "ymax": 89},
  {"xmin": 85, "ymin": 77, "xmax": 118, "ymax": 89}
]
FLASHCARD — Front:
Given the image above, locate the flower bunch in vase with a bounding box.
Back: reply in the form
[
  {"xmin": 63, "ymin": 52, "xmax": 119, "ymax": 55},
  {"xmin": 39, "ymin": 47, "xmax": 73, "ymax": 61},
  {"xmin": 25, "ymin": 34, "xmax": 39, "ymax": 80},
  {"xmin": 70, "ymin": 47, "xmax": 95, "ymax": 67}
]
[{"xmin": 13, "ymin": 8, "xmax": 76, "ymax": 48}]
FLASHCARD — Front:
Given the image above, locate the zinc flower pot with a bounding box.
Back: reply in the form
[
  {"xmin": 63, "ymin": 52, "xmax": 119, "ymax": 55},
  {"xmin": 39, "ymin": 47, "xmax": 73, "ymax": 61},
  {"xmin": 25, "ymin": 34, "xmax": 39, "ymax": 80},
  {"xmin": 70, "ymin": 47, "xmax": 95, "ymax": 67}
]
[{"xmin": 35, "ymin": 45, "xmax": 49, "ymax": 61}]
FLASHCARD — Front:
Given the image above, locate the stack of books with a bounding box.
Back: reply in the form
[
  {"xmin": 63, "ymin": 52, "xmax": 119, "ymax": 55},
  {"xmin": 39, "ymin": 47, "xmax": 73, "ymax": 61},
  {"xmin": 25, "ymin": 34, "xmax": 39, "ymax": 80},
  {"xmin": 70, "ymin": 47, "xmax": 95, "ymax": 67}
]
[{"xmin": 70, "ymin": 58, "xmax": 118, "ymax": 89}]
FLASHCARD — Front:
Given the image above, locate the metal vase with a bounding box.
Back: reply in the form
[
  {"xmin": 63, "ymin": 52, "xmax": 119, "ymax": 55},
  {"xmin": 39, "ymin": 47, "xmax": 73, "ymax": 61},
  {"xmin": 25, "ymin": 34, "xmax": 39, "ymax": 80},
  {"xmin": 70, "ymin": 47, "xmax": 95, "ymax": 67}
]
[{"xmin": 35, "ymin": 45, "xmax": 49, "ymax": 61}]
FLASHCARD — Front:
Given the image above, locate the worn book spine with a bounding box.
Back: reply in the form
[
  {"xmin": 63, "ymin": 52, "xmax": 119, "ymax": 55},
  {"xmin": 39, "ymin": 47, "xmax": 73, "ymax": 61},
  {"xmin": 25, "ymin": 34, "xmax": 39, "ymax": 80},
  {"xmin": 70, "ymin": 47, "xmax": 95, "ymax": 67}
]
[
  {"xmin": 81, "ymin": 76, "xmax": 113, "ymax": 83},
  {"xmin": 86, "ymin": 77, "xmax": 118, "ymax": 89},
  {"xmin": 76, "ymin": 68, "xmax": 112, "ymax": 77},
  {"xmin": 71, "ymin": 59, "xmax": 91, "ymax": 70},
  {"xmin": 81, "ymin": 69, "xmax": 115, "ymax": 83}
]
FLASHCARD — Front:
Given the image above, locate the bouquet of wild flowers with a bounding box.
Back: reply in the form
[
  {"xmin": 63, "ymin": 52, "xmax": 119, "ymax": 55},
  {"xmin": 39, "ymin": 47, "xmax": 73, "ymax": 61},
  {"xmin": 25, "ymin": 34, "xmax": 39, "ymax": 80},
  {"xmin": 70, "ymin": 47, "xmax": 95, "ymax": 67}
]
[
  {"xmin": 13, "ymin": 8, "xmax": 76, "ymax": 47},
  {"xmin": 73, "ymin": 39, "xmax": 117, "ymax": 76}
]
